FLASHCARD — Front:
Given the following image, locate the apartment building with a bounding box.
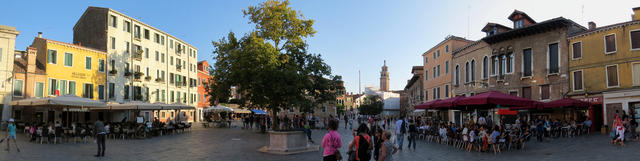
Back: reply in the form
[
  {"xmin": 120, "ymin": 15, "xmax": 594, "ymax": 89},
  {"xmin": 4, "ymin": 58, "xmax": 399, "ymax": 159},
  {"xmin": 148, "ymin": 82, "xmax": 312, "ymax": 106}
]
[
  {"xmin": 0, "ymin": 25, "xmax": 19, "ymax": 122},
  {"xmin": 72, "ymin": 7, "xmax": 198, "ymax": 109},
  {"xmin": 422, "ymin": 36, "xmax": 472, "ymax": 102},
  {"xmin": 403, "ymin": 66, "xmax": 423, "ymax": 114},
  {"xmin": 197, "ymin": 60, "xmax": 212, "ymax": 121}
]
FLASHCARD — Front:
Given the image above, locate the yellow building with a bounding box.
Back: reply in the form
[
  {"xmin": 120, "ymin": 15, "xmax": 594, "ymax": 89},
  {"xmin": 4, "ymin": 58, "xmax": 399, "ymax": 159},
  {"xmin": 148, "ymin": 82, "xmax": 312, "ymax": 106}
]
[
  {"xmin": 568, "ymin": 7, "xmax": 640, "ymax": 129},
  {"xmin": 30, "ymin": 34, "xmax": 107, "ymax": 101}
]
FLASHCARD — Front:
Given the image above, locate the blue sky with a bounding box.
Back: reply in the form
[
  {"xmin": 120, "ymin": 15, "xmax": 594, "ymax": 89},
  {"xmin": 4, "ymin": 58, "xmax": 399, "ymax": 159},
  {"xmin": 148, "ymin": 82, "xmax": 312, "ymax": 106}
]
[{"xmin": 2, "ymin": 0, "xmax": 638, "ymax": 93}]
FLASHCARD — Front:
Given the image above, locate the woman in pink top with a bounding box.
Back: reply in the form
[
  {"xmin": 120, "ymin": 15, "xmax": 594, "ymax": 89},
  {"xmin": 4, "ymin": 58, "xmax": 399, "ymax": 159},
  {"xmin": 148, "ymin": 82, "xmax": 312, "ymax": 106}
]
[{"xmin": 322, "ymin": 120, "xmax": 342, "ymax": 161}]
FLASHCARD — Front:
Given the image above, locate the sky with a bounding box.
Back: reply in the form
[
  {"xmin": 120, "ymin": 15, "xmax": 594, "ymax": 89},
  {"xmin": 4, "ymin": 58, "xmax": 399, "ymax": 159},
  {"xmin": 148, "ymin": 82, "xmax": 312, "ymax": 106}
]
[{"xmin": 1, "ymin": 0, "xmax": 639, "ymax": 94}]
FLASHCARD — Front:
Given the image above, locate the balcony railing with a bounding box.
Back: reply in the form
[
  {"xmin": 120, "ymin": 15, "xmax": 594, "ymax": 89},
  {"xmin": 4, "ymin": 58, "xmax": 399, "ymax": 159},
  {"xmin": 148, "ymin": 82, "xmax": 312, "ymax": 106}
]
[
  {"xmin": 134, "ymin": 50, "xmax": 143, "ymax": 61},
  {"xmin": 176, "ymin": 65, "xmax": 182, "ymax": 71}
]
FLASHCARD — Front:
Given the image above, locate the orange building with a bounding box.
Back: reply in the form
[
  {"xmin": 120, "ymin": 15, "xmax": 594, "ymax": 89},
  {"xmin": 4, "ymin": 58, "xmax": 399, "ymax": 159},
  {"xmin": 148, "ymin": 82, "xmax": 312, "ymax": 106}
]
[{"xmin": 197, "ymin": 61, "xmax": 212, "ymax": 121}]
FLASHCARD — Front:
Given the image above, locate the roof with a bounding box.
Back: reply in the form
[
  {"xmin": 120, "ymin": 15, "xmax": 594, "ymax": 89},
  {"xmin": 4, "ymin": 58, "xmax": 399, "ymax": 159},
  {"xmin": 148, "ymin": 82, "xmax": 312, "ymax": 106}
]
[
  {"xmin": 13, "ymin": 49, "xmax": 46, "ymax": 75},
  {"xmin": 38, "ymin": 37, "xmax": 106, "ymax": 54},
  {"xmin": 411, "ymin": 66, "xmax": 423, "ymax": 73},
  {"xmin": 452, "ymin": 40, "xmax": 484, "ymax": 56},
  {"xmin": 508, "ymin": 10, "xmax": 536, "ymax": 23},
  {"xmin": 404, "ymin": 74, "xmax": 421, "ymax": 90},
  {"xmin": 569, "ymin": 20, "xmax": 640, "ymax": 39},
  {"xmin": 422, "ymin": 35, "xmax": 472, "ymax": 56},
  {"xmin": 482, "ymin": 17, "xmax": 585, "ymax": 44},
  {"xmin": 0, "ymin": 25, "xmax": 20, "ymax": 35},
  {"xmin": 481, "ymin": 22, "xmax": 512, "ymax": 32},
  {"xmin": 74, "ymin": 6, "xmax": 197, "ymax": 50}
]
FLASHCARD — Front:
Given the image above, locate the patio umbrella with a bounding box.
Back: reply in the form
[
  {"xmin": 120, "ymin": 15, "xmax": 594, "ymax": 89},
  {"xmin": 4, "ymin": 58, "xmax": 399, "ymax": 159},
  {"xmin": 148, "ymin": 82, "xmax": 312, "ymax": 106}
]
[
  {"xmin": 542, "ymin": 98, "xmax": 591, "ymax": 109},
  {"xmin": 431, "ymin": 96, "xmax": 464, "ymax": 109},
  {"xmin": 456, "ymin": 91, "xmax": 537, "ymax": 108}
]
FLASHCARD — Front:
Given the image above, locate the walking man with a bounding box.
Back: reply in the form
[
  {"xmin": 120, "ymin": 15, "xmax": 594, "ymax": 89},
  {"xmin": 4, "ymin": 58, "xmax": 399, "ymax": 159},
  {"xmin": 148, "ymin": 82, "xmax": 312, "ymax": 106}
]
[
  {"xmin": 94, "ymin": 118, "xmax": 106, "ymax": 157},
  {"xmin": 4, "ymin": 119, "xmax": 20, "ymax": 152},
  {"xmin": 395, "ymin": 116, "xmax": 406, "ymax": 150}
]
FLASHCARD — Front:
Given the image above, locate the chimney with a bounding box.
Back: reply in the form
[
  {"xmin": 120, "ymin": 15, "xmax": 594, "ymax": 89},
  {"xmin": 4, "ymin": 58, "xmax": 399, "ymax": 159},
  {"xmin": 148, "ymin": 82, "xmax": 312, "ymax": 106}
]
[
  {"xmin": 588, "ymin": 22, "xmax": 596, "ymax": 30},
  {"xmin": 26, "ymin": 47, "xmax": 38, "ymax": 74},
  {"xmin": 633, "ymin": 7, "xmax": 640, "ymax": 21},
  {"xmin": 38, "ymin": 32, "xmax": 42, "ymax": 38}
]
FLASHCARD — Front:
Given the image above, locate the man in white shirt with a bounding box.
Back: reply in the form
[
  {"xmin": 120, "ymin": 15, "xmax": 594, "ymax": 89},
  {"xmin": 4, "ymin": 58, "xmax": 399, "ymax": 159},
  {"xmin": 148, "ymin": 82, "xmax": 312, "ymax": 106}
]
[{"xmin": 395, "ymin": 116, "xmax": 406, "ymax": 150}]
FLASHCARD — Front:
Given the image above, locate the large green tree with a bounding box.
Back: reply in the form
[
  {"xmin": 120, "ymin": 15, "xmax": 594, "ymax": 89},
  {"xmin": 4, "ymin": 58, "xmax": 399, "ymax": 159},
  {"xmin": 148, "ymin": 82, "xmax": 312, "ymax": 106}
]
[
  {"xmin": 358, "ymin": 95, "xmax": 384, "ymax": 116},
  {"xmin": 208, "ymin": 0, "xmax": 342, "ymax": 130}
]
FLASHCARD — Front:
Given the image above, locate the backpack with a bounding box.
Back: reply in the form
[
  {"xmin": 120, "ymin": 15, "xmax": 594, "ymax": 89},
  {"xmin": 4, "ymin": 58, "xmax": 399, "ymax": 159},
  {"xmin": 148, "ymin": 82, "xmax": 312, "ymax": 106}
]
[
  {"xmin": 400, "ymin": 120, "xmax": 407, "ymax": 133},
  {"xmin": 356, "ymin": 135, "xmax": 371, "ymax": 161}
]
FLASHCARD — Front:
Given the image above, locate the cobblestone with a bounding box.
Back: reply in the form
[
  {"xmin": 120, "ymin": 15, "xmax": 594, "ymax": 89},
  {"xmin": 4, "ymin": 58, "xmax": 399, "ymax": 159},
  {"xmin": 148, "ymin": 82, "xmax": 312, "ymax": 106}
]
[{"xmin": 1, "ymin": 121, "xmax": 639, "ymax": 161}]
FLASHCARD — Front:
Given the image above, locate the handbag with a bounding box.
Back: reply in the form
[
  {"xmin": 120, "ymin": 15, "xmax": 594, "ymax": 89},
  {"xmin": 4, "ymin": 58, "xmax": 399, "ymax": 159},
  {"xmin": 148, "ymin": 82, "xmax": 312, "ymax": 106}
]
[
  {"xmin": 334, "ymin": 150, "xmax": 342, "ymax": 160},
  {"xmin": 347, "ymin": 150, "xmax": 356, "ymax": 161}
]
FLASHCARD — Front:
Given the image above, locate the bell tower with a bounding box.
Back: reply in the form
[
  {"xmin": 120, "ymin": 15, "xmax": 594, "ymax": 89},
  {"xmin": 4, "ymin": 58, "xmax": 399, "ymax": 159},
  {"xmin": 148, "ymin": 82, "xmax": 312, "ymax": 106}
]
[{"xmin": 380, "ymin": 60, "xmax": 389, "ymax": 92}]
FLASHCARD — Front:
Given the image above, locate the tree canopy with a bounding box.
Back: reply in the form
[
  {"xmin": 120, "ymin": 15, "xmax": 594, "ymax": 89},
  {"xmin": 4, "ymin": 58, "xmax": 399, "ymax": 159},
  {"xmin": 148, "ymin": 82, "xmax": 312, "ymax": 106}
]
[
  {"xmin": 208, "ymin": 0, "xmax": 342, "ymax": 120},
  {"xmin": 358, "ymin": 95, "xmax": 384, "ymax": 116}
]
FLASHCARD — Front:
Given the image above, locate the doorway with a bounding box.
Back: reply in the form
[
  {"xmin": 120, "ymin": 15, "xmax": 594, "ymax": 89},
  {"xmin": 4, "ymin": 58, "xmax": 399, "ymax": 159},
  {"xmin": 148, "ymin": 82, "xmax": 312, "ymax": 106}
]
[{"xmin": 605, "ymin": 103, "xmax": 622, "ymax": 131}]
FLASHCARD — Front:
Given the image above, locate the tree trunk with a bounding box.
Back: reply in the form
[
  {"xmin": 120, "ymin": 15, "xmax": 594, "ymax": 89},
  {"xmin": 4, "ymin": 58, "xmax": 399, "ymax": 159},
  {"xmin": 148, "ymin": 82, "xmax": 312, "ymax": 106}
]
[{"xmin": 271, "ymin": 109, "xmax": 280, "ymax": 131}]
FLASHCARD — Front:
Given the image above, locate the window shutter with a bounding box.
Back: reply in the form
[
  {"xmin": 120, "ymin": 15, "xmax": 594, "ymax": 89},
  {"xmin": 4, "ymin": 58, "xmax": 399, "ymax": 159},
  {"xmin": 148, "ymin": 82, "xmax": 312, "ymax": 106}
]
[
  {"xmin": 572, "ymin": 42, "xmax": 582, "ymax": 58},
  {"xmin": 631, "ymin": 31, "xmax": 640, "ymax": 49},
  {"xmin": 607, "ymin": 66, "xmax": 618, "ymax": 87},
  {"xmin": 605, "ymin": 35, "xmax": 616, "ymax": 53}
]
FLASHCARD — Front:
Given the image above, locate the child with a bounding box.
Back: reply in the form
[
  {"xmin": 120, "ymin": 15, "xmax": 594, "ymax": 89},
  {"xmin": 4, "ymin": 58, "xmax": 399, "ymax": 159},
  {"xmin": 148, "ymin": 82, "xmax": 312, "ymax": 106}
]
[{"xmin": 5, "ymin": 119, "xmax": 20, "ymax": 152}]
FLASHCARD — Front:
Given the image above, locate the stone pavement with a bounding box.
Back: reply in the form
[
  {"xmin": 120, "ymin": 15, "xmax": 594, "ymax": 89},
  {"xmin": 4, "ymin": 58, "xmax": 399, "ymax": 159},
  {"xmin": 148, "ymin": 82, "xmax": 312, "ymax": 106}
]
[{"xmin": 1, "ymin": 120, "xmax": 639, "ymax": 161}]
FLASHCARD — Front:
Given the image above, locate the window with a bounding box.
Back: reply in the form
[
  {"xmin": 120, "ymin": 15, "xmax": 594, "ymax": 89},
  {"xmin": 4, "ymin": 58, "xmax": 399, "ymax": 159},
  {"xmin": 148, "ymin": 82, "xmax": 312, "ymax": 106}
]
[
  {"xmin": 49, "ymin": 79, "xmax": 57, "ymax": 96},
  {"xmin": 155, "ymin": 51, "xmax": 159, "ymax": 61},
  {"xmin": 432, "ymin": 67, "xmax": 436, "ymax": 78},
  {"xmin": 145, "ymin": 48, "xmax": 149, "ymax": 58},
  {"xmin": 155, "ymin": 33, "xmax": 160, "ymax": 44},
  {"xmin": 161, "ymin": 71, "xmax": 165, "ymax": 80},
  {"xmin": 85, "ymin": 57, "xmax": 92, "ymax": 70},
  {"xmin": 161, "ymin": 36, "xmax": 165, "ymax": 45},
  {"xmin": 161, "ymin": 112, "xmax": 165, "ymax": 118},
  {"xmin": 606, "ymin": 65, "xmax": 619, "ymax": 87},
  {"xmin": 572, "ymin": 42, "xmax": 582, "ymax": 59},
  {"xmin": 483, "ymin": 56, "xmax": 488, "ymax": 79},
  {"xmin": 437, "ymin": 65, "xmax": 440, "ymax": 77},
  {"xmin": 605, "ymin": 34, "xmax": 616, "ymax": 54},
  {"xmin": 59, "ymin": 80, "xmax": 67, "ymax": 95},
  {"xmin": 573, "ymin": 70, "xmax": 583, "ymax": 91},
  {"xmin": 515, "ymin": 20, "xmax": 524, "ymax": 29},
  {"xmin": 98, "ymin": 59, "xmax": 105, "ymax": 72},
  {"xmin": 83, "ymin": 83, "xmax": 94, "ymax": 99},
  {"xmin": 68, "ymin": 81, "xmax": 76, "ymax": 95},
  {"xmin": 124, "ymin": 85, "xmax": 129, "ymax": 99},
  {"xmin": 492, "ymin": 56, "xmax": 498, "ymax": 75},
  {"xmin": 523, "ymin": 49, "xmax": 532, "ymax": 77},
  {"xmin": 162, "ymin": 90, "xmax": 166, "ymax": 102},
  {"xmin": 455, "ymin": 65, "xmax": 460, "ymax": 85},
  {"xmin": 509, "ymin": 91, "xmax": 518, "ymax": 96},
  {"xmin": 425, "ymin": 57, "xmax": 428, "ymax": 64},
  {"xmin": 471, "ymin": 60, "xmax": 476, "ymax": 81},
  {"xmin": 144, "ymin": 29, "xmax": 150, "ymax": 39},
  {"xmin": 108, "ymin": 83, "xmax": 115, "ymax": 99},
  {"xmin": 548, "ymin": 43, "xmax": 559, "ymax": 74},
  {"xmin": 13, "ymin": 79, "xmax": 23, "ymax": 96},
  {"xmin": 445, "ymin": 45, "xmax": 449, "ymax": 53},
  {"xmin": 134, "ymin": 25, "xmax": 140, "ymax": 38},
  {"xmin": 507, "ymin": 53, "xmax": 513, "ymax": 73},
  {"xmin": 540, "ymin": 85, "xmax": 550, "ymax": 100},
  {"xmin": 161, "ymin": 53, "xmax": 165, "ymax": 63},
  {"xmin": 632, "ymin": 30, "xmax": 640, "ymax": 50},
  {"xmin": 465, "ymin": 62, "xmax": 469, "ymax": 83},
  {"xmin": 425, "ymin": 90, "xmax": 428, "ymax": 101},
  {"xmin": 125, "ymin": 41, "xmax": 130, "ymax": 53},
  {"xmin": 35, "ymin": 82, "xmax": 44, "ymax": 98},
  {"xmin": 110, "ymin": 15, "xmax": 117, "ymax": 28},
  {"xmin": 48, "ymin": 50, "xmax": 57, "ymax": 64},
  {"xmin": 425, "ymin": 70, "xmax": 428, "ymax": 81},
  {"xmin": 98, "ymin": 85, "xmax": 104, "ymax": 100},
  {"xmin": 170, "ymin": 56, "xmax": 174, "ymax": 65},
  {"xmin": 63, "ymin": 52, "xmax": 73, "ymax": 67},
  {"xmin": 500, "ymin": 55, "xmax": 506, "ymax": 75},
  {"xmin": 522, "ymin": 87, "xmax": 531, "ymax": 99},
  {"xmin": 123, "ymin": 21, "xmax": 131, "ymax": 33},
  {"xmin": 445, "ymin": 61, "xmax": 449, "ymax": 74},
  {"xmin": 433, "ymin": 52, "xmax": 436, "ymax": 59},
  {"xmin": 170, "ymin": 39, "xmax": 174, "ymax": 49},
  {"xmin": 111, "ymin": 37, "xmax": 116, "ymax": 49},
  {"xmin": 436, "ymin": 87, "xmax": 441, "ymax": 99},
  {"xmin": 432, "ymin": 88, "xmax": 436, "ymax": 100},
  {"xmin": 437, "ymin": 50, "xmax": 440, "ymax": 57},
  {"xmin": 633, "ymin": 63, "xmax": 640, "ymax": 86},
  {"xmin": 444, "ymin": 85, "xmax": 449, "ymax": 98}
]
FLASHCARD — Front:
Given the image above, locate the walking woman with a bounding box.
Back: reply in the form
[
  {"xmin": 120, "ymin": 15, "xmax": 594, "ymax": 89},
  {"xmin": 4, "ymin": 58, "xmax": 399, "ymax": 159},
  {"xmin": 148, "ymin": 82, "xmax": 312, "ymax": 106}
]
[
  {"xmin": 322, "ymin": 120, "xmax": 342, "ymax": 161},
  {"xmin": 349, "ymin": 124, "xmax": 372, "ymax": 161},
  {"xmin": 378, "ymin": 131, "xmax": 397, "ymax": 161}
]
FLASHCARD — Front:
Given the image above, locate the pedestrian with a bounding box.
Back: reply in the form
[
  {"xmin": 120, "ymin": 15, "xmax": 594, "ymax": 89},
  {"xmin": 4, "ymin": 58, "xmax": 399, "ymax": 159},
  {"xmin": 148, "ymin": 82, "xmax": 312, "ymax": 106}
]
[
  {"xmin": 344, "ymin": 115, "xmax": 349, "ymax": 129},
  {"xmin": 394, "ymin": 116, "xmax": 406, "ymax": 150},
  {"xmin": 94, "ymin": 118, "xmax": 106, "ymax": 157},
  {"xmin": 321, "ymin": 120, "xmax": 342, "ymax": 161},
  {"xmin": 4, "ymin": 119, "xmax": 20, "ymax": 152},
  {"xmin": 349, "ymin": 124, "xmax": 372, "ymax": 161},
  {"xmin": 304, "ymin": 121, "xmax": 315, "ymax": 144},
  {"xmin": 378, "ymin": 131, "xmax": 398, "ymax": 161},
  {"xmin": 373, "ymin": 128, "xmax": 383, "ymax": 161},
  {"xmin": 407, "ymin": 119, "xmax": 417, "ymax": 151},
  {"xmin": 535, "ymin": 116, "xmax": 544, "ymax": 142}
]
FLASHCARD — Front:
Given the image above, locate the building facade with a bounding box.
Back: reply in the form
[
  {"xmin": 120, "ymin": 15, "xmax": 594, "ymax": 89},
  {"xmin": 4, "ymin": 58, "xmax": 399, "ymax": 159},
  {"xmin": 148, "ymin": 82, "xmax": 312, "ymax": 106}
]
[
  {"xmin": 73, "ymin": 7, "xmax": 198, "ymax": 108},
  {"xmin": 480, "ymin": 10, "xmax": 585, "ymax": 102},
  {"xmin": 568, "ymin": 7, "xmax": 640, "ymax": 129},
  {"xmin": 452, "ymin": 40, "xmax": 492, "ymax": 96},
  {"xmin": 0, "ymin": 25, "xmax": 19, "ymax": 121},
  {"xmin": 423, "ymin": 36, "xmax": 472, "ymax": 102},
  {"xmin": 197, "ymin": 61, "xmax": 212, "ymax": 121},
  {"xmin": 404, "ymin": 66, "xmax": 423, "ymax": 114}
]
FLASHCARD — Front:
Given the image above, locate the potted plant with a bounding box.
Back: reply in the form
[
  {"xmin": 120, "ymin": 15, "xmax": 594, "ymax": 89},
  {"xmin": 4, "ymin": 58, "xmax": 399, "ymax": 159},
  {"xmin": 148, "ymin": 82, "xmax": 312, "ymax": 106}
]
[
  {"xmin": 155, "ymin": 78, "xmax": 163, "ymax": 82},
  {"xmin": 134, "ymin": 72, "xmax": 144, "ymax": 80},
  {"xmin": 145, "ymin": 76, "xmax": 152, "ymax": 81},
  {"xmin": 124, "ymin": 71, "xmax": 133, "ymax": 77},
  {"xmin": 134, "ymin": 49, "xmax": 143, "ymax": 61}
]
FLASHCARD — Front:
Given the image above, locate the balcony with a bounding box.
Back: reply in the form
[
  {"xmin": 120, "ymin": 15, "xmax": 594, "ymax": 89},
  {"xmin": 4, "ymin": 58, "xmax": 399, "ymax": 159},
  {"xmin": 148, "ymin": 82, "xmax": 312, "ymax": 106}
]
[
  {"xmin": 124, "ymin": 71, "xmax": 133, "ymax": 77},
  {"xmin": 176, "ymin": 65, "xmax": 182, "ymax": 71},
  {"xmin": 134, "ymin": 50, "xmax": 143, "ymax": 61},
  {"xmin": 145, "ymin": 76, "xmax": 152, "ymax": 81},
  {"xmin": 175, "ymin": 81, "xmax": 183, "ymax": 88},
  {"xmin": 109, "ymin": 70, "xmax": 117, "ymax": 76},
  {"xmin": 134, "ymin": 72, "xmax": 144, "ymax": 81},
  {"xmin": 155, "ymin": 78, "xmax": 164, "ymax": 83}
]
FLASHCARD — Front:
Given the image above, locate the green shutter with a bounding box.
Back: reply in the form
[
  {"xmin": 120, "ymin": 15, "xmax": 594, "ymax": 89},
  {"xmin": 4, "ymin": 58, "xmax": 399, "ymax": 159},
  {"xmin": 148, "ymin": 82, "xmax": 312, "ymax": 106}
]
[
  {"xmin": 13, "ymin": 80, "xmax": 23, "ymax": 96},
  {"xmin": 86, "ymin": 57, "xmax": 92, "ymax": 69},
  {"xmin": 68, "ymin": 81, "xmax": 76, "ymax": 95},
  {"xmin": 35, "ymin": 82, "xmax": 44, "ymax": 98},
  {"xmin": 60, "ymin": 80, "xmax": 67, "ymax": 95}
]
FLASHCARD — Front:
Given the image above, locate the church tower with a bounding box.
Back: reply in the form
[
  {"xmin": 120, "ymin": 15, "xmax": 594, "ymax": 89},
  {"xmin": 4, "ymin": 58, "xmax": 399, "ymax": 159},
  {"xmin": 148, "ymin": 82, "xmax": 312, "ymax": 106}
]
[{"xmin": 380, "ymin": 60, "xmax": 389, "ymax": 92}]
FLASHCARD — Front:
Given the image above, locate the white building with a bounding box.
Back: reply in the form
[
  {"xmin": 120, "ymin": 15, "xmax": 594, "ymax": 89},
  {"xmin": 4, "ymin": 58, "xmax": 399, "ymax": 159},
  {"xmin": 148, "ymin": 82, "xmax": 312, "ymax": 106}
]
[
  {"xmin": 0, "ymin": 25, "xmax": 19, "ymax": 121},
  {"xmin": 364, "ymin": 85, "xmax": 400, "ymax": 115},
  {"xmin": 73, "ymin": 7, "xmax": 198, "ymax": 121}
]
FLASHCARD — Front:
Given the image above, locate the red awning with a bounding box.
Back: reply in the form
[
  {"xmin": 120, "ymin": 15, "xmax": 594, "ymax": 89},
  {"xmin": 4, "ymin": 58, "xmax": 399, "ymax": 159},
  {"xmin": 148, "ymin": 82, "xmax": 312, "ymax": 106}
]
[
  {"xmin": 415, "ymin": 99, "xmax": 440, "ymax": 110},
  {"xmin": 456, "ymin": 91, "xmax": 537, "ymax": 107},
  {"xmin": 431, "ymin": 96, "xmax": 464, "ymax": 109},
  {"xmin": 542, "ymin": 98, "xmax": 591, "ymax": 109},
  {"xmin": 509, "ymin": 102, "xmax": 543, "ymax": 110}
]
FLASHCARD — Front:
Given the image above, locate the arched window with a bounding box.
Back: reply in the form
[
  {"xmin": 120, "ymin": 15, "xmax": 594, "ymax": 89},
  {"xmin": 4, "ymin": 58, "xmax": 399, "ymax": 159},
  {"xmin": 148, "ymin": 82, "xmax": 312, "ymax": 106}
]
[
  {"xmin": 465, "ymin": 62, "xmax": 470, "ymax": 83},
  {"xmin": 471, "ymin": 60, "xmax": 476, "ymax": 81},
  {"xmin": 455, "ymin": 65, "xmax": 460, "ymax": 85},
  {"xmin": 483, "ymin": 56, "xmax": 488, "ymax": 79}
]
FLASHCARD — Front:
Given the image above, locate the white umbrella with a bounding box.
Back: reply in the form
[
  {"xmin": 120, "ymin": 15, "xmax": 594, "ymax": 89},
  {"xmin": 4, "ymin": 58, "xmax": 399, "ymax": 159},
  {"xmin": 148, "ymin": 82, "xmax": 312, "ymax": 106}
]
[{"xmin": 9, "ymin": 95, "xmax": 106, "ymax": 108}]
